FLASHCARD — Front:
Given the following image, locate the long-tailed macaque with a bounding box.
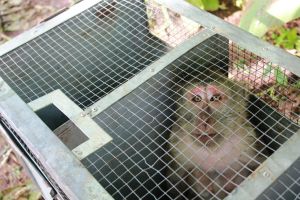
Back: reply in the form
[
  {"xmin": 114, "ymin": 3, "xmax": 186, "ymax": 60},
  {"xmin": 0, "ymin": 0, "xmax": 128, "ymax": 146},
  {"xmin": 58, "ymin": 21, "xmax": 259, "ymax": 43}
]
[{"xmin": 168, "ymin": 74, "xmax": 264, "ymax": 199}]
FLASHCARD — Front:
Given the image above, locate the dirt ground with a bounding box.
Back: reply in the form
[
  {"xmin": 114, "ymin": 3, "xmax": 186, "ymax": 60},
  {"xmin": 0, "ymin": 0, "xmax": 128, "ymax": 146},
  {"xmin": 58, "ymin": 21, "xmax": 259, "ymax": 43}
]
[{"xmin": 0, "ymin": 134, "xmax": 41, "ymax": 200}]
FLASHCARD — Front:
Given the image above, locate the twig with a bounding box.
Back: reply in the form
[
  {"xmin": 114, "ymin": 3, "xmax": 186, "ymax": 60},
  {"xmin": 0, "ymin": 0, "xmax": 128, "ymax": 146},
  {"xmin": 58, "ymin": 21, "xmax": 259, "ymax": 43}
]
[
  {"xmin": 0, "ymin": 148, "xmax": 12, "ymax": 167},
  {"xmin": 0, "ymin": 32, "xmax": 11, "ymax": 41}
]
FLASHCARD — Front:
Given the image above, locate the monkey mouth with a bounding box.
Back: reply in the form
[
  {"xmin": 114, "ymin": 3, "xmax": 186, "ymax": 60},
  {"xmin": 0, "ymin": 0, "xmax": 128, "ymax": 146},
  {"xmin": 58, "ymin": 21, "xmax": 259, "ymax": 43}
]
[{"xmin": 192, "ymin": 132, "xmax": 217, "ymax": 143}]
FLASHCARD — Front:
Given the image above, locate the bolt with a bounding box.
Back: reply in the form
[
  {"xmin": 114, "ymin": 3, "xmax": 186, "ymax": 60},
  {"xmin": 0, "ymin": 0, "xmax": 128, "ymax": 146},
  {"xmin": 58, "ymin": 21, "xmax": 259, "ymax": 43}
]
[
  {"xmin": 262, "ymin": 171, "xmax": 270, "ymax": 177},
  {"xmin": 81, "ymin": 113, "xmax": 86, "ymax": 117}
]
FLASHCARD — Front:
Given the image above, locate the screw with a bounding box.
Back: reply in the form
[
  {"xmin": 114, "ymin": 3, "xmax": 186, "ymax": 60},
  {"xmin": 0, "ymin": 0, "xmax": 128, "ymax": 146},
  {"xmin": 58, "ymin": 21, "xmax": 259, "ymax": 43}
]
[
  {"xmin": 92, "ymin": 107, "xmax": 98, "ymax": 112},
  {"xmin": 262, "ymin": 171, "xmax": 270, "ymax": 177}
]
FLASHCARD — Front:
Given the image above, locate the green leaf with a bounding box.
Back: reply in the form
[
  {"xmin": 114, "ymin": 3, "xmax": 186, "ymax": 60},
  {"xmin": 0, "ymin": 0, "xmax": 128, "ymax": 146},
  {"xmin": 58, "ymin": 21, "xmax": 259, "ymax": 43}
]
[
  {"xmin": 274, "ymin": 68, "xmax": 288, "ymax": 85},
  {"xmin": 287, "ymin": 28, "xmax": 298, "ymax": 42},
  {"xmin": 284, "ymin": 29, "xmax": 298, "ymax": 49},
  {"xmin": 267, "ymin": 86, "xmax": 276, "ymax": 99},
  {"xmin": 218, "ymin": 2, "xmax": 227, "ymax": 10},
  {"xmin": 186, "ymin": 0, "xmax": 220, "ymax": 11},
  {"xmin": 271, "ymin": 32, "xmax": 277, "ymax": 40},
  {"xmin": 263, "ymin": 64, "xmax": 273, "ymax": 77},
  {"xmin": 29, "ymin": 191, "xmax": 42, "ymax": 200},
  {"xmin": 274, "ymin": 28, "xmax": 286, "ymax": 46},
  {"xmin": 293, "ymin": 80, "xmax": 300, "ymax": 89},
  {"xmin": 235, "ymin": 0, "xmax": 244, "ymax": 8},
  {"xmin": 273, "ymin": 28, "xmax": 299, "ymax": 49},
  {"xmin": 234, "ymin": 59, "xmax": 246, "ymax": 69},
  {"xmin": 202, "ymin": 0, "xmax": 220, "ymax": 11},
  {"xmin": 186, "ymin": 0, "xmax": 204, "ymax": 9},
  {"xmin": 295, "ymin": 39, "xmax": 300, "ymax": 51}
]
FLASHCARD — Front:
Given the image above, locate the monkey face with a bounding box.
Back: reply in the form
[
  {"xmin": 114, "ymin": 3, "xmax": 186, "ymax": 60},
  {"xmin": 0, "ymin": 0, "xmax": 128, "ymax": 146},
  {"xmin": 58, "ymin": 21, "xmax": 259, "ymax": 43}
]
[{"xmin": 177, "ymin": 82, "xmax": 245, "ymax": 146}]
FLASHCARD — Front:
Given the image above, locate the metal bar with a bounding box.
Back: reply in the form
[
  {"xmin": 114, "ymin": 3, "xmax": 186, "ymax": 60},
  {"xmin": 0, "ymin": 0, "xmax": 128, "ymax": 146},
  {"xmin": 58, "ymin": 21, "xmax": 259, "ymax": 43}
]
[
  {"xmin": 85, "ymin": 29, "xmax": 215, "ymax": 117},
  {"xmin": 157, "ymin": 0, "xmax": 300, "ymax": 77},
  {"xmin": 28, "ymin": 89, "xmax": 112, "ymax": 160},
  {"xmin": 225, "ymin": 129, "xmax": 300, "ymax": 200},
  {"xmin": 0, "ymin": 0, "xmax": 103, "ymax": 57},
  {"xmin": 0, "ymin": 78, "xmax": 113, "ymax": 200},
  {"xmin": 0, "ymin": 125, "xmax": 54, "ymax": 200}
]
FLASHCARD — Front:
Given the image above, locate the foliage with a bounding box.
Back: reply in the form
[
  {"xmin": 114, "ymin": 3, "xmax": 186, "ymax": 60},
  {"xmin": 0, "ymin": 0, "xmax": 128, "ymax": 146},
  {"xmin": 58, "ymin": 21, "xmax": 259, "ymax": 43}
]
[
  {"xmin": 186, "ymin": 0, "xmax": 221, "ymax": 11},
  {"xmin": 294, "ymin": 80, "xmax": 300, "ymax": 89},
  {"xmin": 0, "ymin": 182, "xmax": 41, "ymax": 200},
  {"xmin": 263, "ymin": 65, "xmax": 288, "ymax": 86},
  {"xmin": 234, "ymin": 59, "xmax": 246, "ymax": 69},
  {"xmin": 271, "ymin": 28, "xmax": 300, "ymax": 50},
  {"xmin": 239, "ymin": 0, "xmax": 300, "ymax": 38},
  {"xmin": 234, "ymin": 0, "xmax": 244, "ymax": 8},
  {"xmin": 274, "ymin": 68, "xmax": 288, "ymax": 85},
  {"xmin": 186, "ymin": 0, "xmax": 247, "ymax": 11}
]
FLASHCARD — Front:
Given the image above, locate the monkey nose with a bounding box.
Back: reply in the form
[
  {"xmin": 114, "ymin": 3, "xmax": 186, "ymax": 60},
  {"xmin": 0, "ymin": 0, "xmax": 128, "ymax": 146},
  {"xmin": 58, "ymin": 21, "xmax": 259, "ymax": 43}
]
[
  {"xmin": 198, "ymin": 123, "xmax": 208, "ymax": 131},
  {"xmin": 197, "ymin": 116, "xmax": 214, "ymax": 132}
]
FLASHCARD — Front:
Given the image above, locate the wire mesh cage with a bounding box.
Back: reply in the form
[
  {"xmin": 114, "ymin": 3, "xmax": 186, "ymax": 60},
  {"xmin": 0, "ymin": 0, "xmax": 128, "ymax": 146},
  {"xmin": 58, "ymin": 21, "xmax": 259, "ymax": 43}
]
[{"xmin": 0, "ymin": 0, "xmax": 300, "ymax": 199}]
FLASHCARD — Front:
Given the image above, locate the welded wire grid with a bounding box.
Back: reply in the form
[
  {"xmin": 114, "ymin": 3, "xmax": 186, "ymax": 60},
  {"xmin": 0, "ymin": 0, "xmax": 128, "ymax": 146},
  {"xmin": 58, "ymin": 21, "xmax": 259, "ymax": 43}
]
[
  {"xmin": 146, "ymin": 0, "xmax": 202, "ymax": 47},
  {"xmin": 0, "ymin": 0, "xmax": 299, "ymax": 199},
  {"xmin": 0, "ymin": 115, "xmax": 68, "ymax": 200},
  {"xmin": 0, "ymin": 0, "xmax": 200, "ymax": 109},
  {"xmin": 257, "ymin": 158, "xmax": 300, "ymax": 200},
  {"xmin": 81, "ymin": 34, "xmax": 300, "ymax": 200},
  {"xmin": 229, "ymin": 43, "xmax": 300, "ymax": 124}
]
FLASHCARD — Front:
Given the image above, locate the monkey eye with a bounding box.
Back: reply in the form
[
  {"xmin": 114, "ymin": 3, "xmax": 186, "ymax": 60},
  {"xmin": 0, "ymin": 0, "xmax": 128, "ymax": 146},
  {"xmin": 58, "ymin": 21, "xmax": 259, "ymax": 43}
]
[
  {"xmin": 192, "ymin": 95, "xmax": 202, "ymax": 102},
  {"xmin": 210, "ymin": 94, "xmax": 222, "ymax": 101}
]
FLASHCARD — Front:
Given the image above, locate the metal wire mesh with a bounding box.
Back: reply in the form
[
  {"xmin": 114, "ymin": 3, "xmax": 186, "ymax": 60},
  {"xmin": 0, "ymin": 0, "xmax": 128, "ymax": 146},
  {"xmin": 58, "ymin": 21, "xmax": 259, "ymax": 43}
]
[
  {"xmin": 257, "ymin": 158, "xmax": 300, "ymax": 200},
  {"xmin": 0, "ymin": 0, "xmax": 199, "ymax": 108},
  {"xmin": 0, "ymin": 115, "xmax": 67, "ymax": 200},
  {"xmin": 80, "ymin": 33, "xmax": 299, "ymax": 199},
  {"xmin": 0, "ymin": 0, "xmax": 299, "ymax": 200}
]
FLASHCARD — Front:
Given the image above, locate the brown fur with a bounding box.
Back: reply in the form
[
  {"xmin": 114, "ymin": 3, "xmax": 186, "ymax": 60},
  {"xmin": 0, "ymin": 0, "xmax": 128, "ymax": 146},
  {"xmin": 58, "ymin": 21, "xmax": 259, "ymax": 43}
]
[{"xmin": 167, "ymin": 75, "xmax": 264, "ymax": 199}]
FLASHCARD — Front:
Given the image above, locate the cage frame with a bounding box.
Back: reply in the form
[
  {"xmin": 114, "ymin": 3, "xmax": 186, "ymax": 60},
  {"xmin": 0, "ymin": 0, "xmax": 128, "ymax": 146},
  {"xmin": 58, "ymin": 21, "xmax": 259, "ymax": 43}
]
[
  {"xmin": 0, "ymin": 0, "xmax": 299, "ymax": 199},
  {"xmin": 0, "ymin": 77, "xmax": 113, "ymax": 200}
]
